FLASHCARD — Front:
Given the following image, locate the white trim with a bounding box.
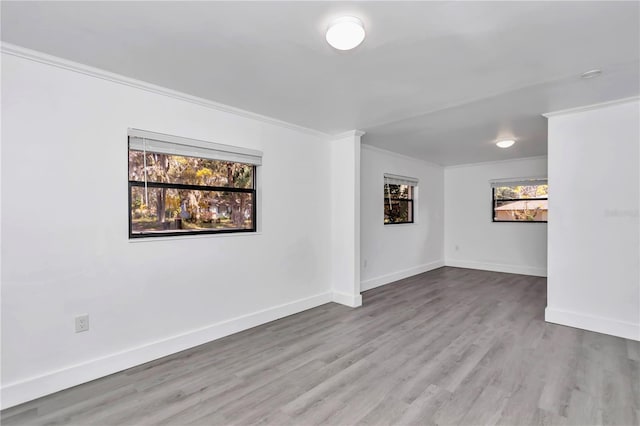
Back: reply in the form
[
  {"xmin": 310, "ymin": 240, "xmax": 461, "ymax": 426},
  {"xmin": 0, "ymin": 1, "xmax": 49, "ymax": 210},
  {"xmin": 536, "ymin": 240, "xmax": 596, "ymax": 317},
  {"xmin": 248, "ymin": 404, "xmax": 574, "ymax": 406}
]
[
  {"xmin": 361, "ymin": 260, "xmax": 445, "ymax": 292},
  {"xmin": 444, "ymin": 155, "xmax": 548, "ymax": 170},
  {"xmin": 545, "ymin": 307, "xmax": 640, "ymax": 341},
  {"xmin": 332, "ymin": 291, "xmax": 363, "ymax": 308},
  {"xmin": 0, "ymin": 291, "xmax": 333, "ymax": 409},
  {"xmin": 361, "ymin": 144, "xmax": 442, "ymax": 168},
  {"xmin": 332, "ymin": 130, "xmax": 366, "ymax": 139},
  {"xmin": 444, "ymin": 259, "xmax": 547, "ymax": 277},
  {"xmin": 543, "ymin": 96, "xmax": 640, "ymax": 118},
  {"xmin": 128, "ymin": 231, "xmax": 263, "ymax": 243},
  {"xmin": 383, "ymin": 221, "xmax": 418, "ymax": 228},
  {"xmin": 1, "ymin": 42, "xmax": 331, "ymax": 140}
]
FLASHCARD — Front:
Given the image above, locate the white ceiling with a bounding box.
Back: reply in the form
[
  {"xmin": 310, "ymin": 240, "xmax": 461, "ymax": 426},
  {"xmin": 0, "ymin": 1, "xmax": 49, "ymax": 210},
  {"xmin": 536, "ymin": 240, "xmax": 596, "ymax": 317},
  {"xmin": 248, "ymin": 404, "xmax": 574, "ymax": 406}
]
[{"xmin": 2, "ymin": 1, "xmax": 639, "ymax": 165}]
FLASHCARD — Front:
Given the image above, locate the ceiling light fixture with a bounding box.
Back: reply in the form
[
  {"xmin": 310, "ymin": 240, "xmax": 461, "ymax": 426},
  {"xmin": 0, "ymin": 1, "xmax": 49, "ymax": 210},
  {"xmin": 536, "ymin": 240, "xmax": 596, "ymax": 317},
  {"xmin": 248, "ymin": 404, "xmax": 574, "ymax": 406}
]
[
  {"xmin": 326, "ymin": 16, "xmax": 365, "ymax": 50},
  {"xmin": 580, "ymin": 69, "xmax": 602, "ymax": 79},
  {"xmin": 496, "ymin": 139, "xmax": 516, "ymax": 148}
]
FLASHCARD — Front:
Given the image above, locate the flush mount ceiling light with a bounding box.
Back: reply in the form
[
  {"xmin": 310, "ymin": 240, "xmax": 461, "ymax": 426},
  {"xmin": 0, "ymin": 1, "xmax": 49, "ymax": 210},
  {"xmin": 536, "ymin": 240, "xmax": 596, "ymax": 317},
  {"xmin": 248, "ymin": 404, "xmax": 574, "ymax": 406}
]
[
  {"xmin": 326, "ymin": 16, "xmax": 365, "ymax": 50},
  {"xmin": 580, "ymin": 69, "xmax": 602, "ymax": 79},
  {"xmin": 496, "ymin": 139, "xmax": 516, "ymax": 148}
]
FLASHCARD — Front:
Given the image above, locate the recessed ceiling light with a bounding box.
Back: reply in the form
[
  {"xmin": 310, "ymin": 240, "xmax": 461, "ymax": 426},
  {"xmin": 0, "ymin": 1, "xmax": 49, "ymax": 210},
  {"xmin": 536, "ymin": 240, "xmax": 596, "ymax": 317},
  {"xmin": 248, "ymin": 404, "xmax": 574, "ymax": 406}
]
[
  {"xmin": 326, "ymin": 16, "xmax": 365, "ymax": 50},
  {"xmin": 580, "ymin": 69, "xmax": 602, "ymax": 79},
  {"xmin": 496, "ymin": 139, "xmax": 515, "ymax": 148}
]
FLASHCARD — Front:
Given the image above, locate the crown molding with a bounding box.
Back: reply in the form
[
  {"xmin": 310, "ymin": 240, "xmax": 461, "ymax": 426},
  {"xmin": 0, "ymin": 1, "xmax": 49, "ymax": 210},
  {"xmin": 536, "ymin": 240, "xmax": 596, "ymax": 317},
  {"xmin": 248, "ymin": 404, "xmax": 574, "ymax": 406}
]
[
  {"xmin": 1, "ymin": 42, "xmax": 332, "ymax": 140},
  {"xmin": 361, "ymin": 144, "xmax": 442, "ymax": 168},
  {"xmin": 444, "ymin": 155, "xmax": 548, "ymax": 170},
  {"xmin": 542, "ymin": 96, "xmax": 640, "ymax": 118},
  {"xmin": 331, "ymin": 130, "xmax": 366, "ymax": 140}
]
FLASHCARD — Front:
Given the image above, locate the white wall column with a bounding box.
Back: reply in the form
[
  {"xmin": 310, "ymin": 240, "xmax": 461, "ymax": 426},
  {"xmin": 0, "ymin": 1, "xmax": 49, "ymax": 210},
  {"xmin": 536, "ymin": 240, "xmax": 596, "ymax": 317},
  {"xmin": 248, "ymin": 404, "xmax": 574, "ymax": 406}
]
[
  {"xmin": 330, "ymin": 130, "xmax": 364, "ymax": 307},
  {"xmin": 545, "ymin": 98, "xmax": 640, "ymax": 341}
]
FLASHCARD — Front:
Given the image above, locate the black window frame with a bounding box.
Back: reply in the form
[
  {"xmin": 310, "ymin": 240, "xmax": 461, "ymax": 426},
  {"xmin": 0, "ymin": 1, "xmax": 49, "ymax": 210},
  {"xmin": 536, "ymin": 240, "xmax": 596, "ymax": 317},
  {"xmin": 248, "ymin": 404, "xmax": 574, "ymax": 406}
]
[
  {"xmin": 492, "ymin": 187, "xmax": 548, "ymax": 223},
  {"xmin": 128, "ymin": 140, "xmax": 257, "ymax": 239},
  {"xmin": 384, "ymin": 184, "xmax": 415, "ymax": 225}
]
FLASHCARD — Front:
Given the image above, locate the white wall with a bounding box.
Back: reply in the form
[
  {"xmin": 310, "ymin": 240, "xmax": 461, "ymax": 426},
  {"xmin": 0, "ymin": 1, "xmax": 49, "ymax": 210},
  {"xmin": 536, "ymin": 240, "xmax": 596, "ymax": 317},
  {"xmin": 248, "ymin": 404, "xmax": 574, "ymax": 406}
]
[
  {"xmin": 360, "ymin": 145, "xmax": 444, "ymax": 291},
  {"xmin": 330, "ymin": 132, "xmax": 363, "ymax": 306},
  {"xmin": 444, "ymin": 157, "xmax": 548, "ymax": 277},
  {"xmin": 1, "ymin": 51, "xmax": 336, "ymax": 407},
  {"xmin": 546, "ymin": 99, "xmax": 640, "ymax": 341}
]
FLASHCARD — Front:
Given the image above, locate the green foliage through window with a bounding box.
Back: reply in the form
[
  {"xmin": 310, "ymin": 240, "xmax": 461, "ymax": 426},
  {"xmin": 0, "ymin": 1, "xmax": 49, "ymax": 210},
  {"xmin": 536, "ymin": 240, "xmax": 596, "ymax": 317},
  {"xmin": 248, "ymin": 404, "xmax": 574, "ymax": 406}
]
[
  {"xmin": 493, "ymin": 183, "xmax": 548, "ymax": 222},
  {"xmin": 128, "ymin": 148, "xmax": 256, "ymax": 237},
  {"xmin": 384, "ymin": 184, "xmax": 414, "ymax": 224}
]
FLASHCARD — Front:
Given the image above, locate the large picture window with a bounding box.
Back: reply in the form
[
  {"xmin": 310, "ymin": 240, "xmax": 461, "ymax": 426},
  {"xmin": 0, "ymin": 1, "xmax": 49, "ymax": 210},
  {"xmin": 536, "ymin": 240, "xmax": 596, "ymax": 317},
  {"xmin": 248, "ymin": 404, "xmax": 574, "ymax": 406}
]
[
  {"xmin": 384, "ymin": 174, "xmax": 418, "ymax": 225},
  {"xmin": 128, "ymin": 129, "xmax": 261, "ymax": 238},
  {"xmin": 492, "ymin": 178, "xmax": 548, "ymax": 222}
]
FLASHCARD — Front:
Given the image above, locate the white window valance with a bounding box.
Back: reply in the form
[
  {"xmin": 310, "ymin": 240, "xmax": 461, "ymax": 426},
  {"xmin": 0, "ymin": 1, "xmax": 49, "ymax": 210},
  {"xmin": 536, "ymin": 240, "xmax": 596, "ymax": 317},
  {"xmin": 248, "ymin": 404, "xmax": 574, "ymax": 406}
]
[
  {"xmin": 489, "ymin": 177, "xmax": 547, "ymax": 188},
  {"xmin": 128, "ymin": 128, "xmax": 263, "ymax": 166},
  {"xmin": 384, "ymin": 173, "xmax": 419, "ymax": 186}
]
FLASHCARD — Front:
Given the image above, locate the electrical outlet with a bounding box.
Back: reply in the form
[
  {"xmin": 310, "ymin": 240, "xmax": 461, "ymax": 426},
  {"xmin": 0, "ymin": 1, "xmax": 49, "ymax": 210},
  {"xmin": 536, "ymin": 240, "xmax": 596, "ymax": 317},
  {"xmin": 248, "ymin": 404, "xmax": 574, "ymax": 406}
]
[
  {"xmin": 75, "ymin": 314, "xmax": 89, "ymax": 333},
  {"xmin": 455, "ymin": 245, "xmax": 460, "ymax": 251},
  {"xmin": 364, "ymin": 259, "xmax": 368, "ymax": 268}
]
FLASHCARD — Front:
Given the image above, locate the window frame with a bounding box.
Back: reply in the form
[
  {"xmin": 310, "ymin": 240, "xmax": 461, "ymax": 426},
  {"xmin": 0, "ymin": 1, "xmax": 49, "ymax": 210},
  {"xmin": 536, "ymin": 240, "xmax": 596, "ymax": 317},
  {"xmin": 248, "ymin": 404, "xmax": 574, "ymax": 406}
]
[
  {"xmin": 384, "ymin": 183, "xmax": 415, "ymax": 225},
  {"xmin": 127, "ymin": 137, "xmax": 258, "ymax": 239},
  {"xmin": 491, "ymin": 186, "xmax": 548, "ymax": 224}
]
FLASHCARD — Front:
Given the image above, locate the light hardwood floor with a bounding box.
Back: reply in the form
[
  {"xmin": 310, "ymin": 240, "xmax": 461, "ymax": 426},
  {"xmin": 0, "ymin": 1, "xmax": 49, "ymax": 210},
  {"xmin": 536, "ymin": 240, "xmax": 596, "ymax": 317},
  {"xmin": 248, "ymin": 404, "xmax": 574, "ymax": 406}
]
[{"xmin": 2, "ymin": 267, "xmax": 639, "ymax": 425}]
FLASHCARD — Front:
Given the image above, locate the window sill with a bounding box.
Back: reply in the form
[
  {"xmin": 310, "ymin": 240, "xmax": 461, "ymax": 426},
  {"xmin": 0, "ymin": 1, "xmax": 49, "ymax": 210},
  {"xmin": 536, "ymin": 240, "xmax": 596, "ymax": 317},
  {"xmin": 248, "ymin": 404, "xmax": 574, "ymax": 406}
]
[
  {"xmin": 384, "ymin": 222, "xmax": 417, "ymax": 227},
  {"xmin": 128, "ymin": 231, "xmax": 262, "ymax": 243},
  {"xmin": 492, "ymin": 221, "xmax": 548, "ymax": 224}
]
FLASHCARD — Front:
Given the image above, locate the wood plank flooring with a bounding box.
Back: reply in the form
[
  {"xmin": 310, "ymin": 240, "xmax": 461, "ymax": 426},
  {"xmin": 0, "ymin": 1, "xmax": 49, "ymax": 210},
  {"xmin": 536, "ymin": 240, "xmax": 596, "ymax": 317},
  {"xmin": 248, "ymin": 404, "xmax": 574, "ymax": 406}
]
[{"xmin": 2, "ymin": 267, "xmax": 639, "ymax": 425}]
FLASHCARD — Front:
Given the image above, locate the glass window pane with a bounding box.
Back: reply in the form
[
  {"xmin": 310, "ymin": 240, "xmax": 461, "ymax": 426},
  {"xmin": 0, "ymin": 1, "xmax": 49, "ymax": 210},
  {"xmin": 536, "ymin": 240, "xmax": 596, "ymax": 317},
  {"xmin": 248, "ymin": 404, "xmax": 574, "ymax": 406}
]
[
  {"xmin": 494, "ymin": 199, "xmax": 548, "ymax": 222},
  {"xmin": 128, "ymin": 150, "xmax": 253, "ymax": 189},
  {"xmin": 384, "ymin": 184, "xmax": 411, "ymax": 200},
  {"xmin": 130, "ymin": 186, "xmax": 254, "ymax": 235},
  {"xmin": 494, "ymin": 184, "xmax": 548, "ymax": 200},
  {"xmin": 384, "ymin": 200, "xmax": 413, "ymax": 224}
]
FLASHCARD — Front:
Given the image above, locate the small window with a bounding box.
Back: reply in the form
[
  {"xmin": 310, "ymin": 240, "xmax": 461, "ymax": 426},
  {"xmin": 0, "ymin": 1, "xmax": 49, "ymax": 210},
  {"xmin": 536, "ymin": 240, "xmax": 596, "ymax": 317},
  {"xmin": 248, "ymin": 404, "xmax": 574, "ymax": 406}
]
[
  {"xmin": 128, "ymin": 129, "xmax": 261, "ymax": 238},
  {"xmin": 492, "ymin": 179, "xmax": 548, "ymax": 222},
  {"xmin": 384, "ymin": 174, "xmax": 418, "ymax": 225}
]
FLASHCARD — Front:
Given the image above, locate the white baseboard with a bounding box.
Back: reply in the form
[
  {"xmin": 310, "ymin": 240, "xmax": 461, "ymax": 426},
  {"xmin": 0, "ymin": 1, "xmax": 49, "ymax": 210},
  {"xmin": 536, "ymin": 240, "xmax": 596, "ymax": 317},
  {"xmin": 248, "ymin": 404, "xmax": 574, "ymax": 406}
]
[
  {"xmin": 332, "ymin": 291, "xmax": 363, "ymax": 307},
  {"xmin": 360, "ymin": 260, "xmax": 445, "ymax": 292},
  {"xmin": 445, "ymin": 259, "xmax": 547, "ymax": 277},
  {"xmin": 545, "ymin": 307, "xmax": 640, "ymax": 341},
  {"xmin": 0, "ymin": 291, "xmax": 333, "ymax": 410}
]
